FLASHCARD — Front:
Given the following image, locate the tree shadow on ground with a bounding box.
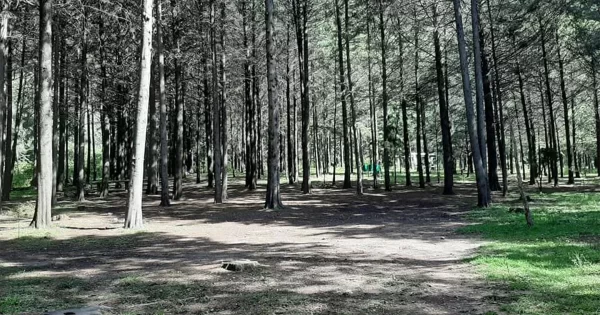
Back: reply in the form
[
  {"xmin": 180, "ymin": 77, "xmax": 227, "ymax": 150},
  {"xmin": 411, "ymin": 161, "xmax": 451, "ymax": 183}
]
[{"xmin": 0, "ymin": 232, "xmax": 498, "ymax": 314}]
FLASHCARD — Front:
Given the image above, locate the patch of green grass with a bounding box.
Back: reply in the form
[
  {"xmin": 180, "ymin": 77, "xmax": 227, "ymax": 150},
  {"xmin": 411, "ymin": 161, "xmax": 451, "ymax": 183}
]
[{"xmin": 461, "ymin": 192, "xmax": 600, "ymax": 314}]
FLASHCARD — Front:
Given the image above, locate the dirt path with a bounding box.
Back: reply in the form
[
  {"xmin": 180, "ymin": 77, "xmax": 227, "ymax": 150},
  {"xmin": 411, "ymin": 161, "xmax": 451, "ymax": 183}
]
[{"xmin": 0, "ymin": 180, "xmax": 500, "ymax": 314}]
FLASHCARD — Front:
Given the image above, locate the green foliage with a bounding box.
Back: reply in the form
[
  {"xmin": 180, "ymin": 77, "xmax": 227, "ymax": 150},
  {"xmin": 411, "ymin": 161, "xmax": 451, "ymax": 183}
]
[
  {"xmin": 11, "ymin": 163, "xmax": 34, "ymax": 189},
  {"xmin": 461, "ymin": 192, "xmax": 600, "ymax": 314}
]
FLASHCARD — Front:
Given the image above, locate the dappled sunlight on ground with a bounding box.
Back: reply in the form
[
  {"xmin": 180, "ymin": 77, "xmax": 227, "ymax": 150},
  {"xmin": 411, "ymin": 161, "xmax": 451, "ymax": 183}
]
[{"xmin": 0, "ymin": 178, "xmax": 502, "ymax": 314}]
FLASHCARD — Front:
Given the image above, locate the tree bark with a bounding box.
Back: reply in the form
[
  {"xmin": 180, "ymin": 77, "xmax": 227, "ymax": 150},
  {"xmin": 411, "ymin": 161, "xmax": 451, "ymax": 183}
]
[
  {"xmin": 4, "ymin": 36, "xmax": 26, "ymax": 200},
  {"xmin": 172, "ymin": 0, "xmax": 183, "ymax": 200},
  {"xmin": 33, "ymin": 0, "xmax": 53, "ymax": 228},
  {"xmin": 334, "ymin": 0, "xmax": 351, "ymax": 189},
  {"xmin": 76, "ymin": 12, "xmax": 87, "ymax": 202},
  {"xmin": 0, "ymin": 13, "xmax": 7, "ymax": 204},
  {"xmin": 264, "ymin": 0, "xmax": 282, "ymax": 209},
  {"xmin": 146, "ymin": 66, "xmax": 158, "ymax": 194},
  {"xmin": 540, "ymin": 20, "xmax": 558, "ymax": 187},
  {"xmin": 157, "ymin": 0, "xmax": 170, "ymax": 206},
  {"xmin": 556, "ymin": 32, "xmax": 574, "ymax": 184},
  {"xmin": 433, "ymin": 5, "xmax": 453, "ymax": 195},
  {"xmin": 219, "ymin": 2, "xmax": 228, "ymax": 201},
  {"xmin": 480, "ymin": 27, "xmax": 500, "ymax": 191},
  {"xmin": 367, "ymin": 14, "xmax": 378, "ymax": 189},
  {"xmin": 378, "ymin": 0, "xmax": 391, "ymax": 191},
  {"xmin": 452, "ymin": 0, "xmax": 490, "ymax": 207},
  {"xmin": 344, "ymin": 0, "xmax": 362, "ymax": 194},
  {"xmin": 2, "ymin": 34, "xmax": 12, "ymax": 201},
  {"xmin": 125, "ymin": 0, "xmax": 153, "ymax": 229},
  {"xmin": 211, "ymin": 0, "xmax": 223, "ymax": 203},
  {"xmin": 415, "ymin": 21, "xmax": 425, "ymax": 189}
]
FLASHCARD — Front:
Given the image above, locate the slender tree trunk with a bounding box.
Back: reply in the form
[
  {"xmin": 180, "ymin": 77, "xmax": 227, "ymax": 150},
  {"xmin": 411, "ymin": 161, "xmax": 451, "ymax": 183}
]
[
  {"xmin": 52, "ymin": 31, "xmax": 59, "ymax": 203},
  {"xmin": 125, "ymin": 0, "xmax": 153, "ymax": 229},
  {"xmin": 76, "ymin": 12, "xmax": 87, "ymax": 202},
  {"xmin": 219, "ymin": 2, "xmax": 228, "ymax": 201},
  {"xmin": 509, "ymin": 120, "xmax": 533, "ymax": 227},
  {"xmin": 515, "ymin": 40, "xmax": 537, "ymax": 185},
  {"xmin": 453, "ymin": 0, "xmax": 490, "ymax": 207},
  {"xmin": 540, "ymin": 20, "xmax": 558, "ymax": 187},
  {"xmin": 433, "ymin": 5, "xmax": 453, "ymax": 195},
  {"xmin": 335, "ymin": 0, "xmax": 351, "ymax": 189},
  {"xmin": 378, "ymin": 0, "xmax": 391, "ymax": 191},
  {"xmin": 397, "ymin": 19, "xmax": 411, "ymax": 186},
  {"xmin": 422, "ymin": 100, "xmax": 431, "ymax": 184},
  {"xmin": 471, "ymin": 0, "xmax": 488, "ymax": 187},
  {"xmin": 2, "ymin": 35, "xmax": 12, "ymax": 201},
  {"xmin": 572, "ymin": 94, "xmax": 580, "ymax": 178},
  {"xmin": 292, "ymin": 0, "xmax": 311, "ymax": 194},
  {"xmin": 593, "ymin": 57, "xmax": 600, "ymax": 177},
  {"xmin": 5, "ymin": 36, "xmax": 26, "ymax": 200},
  {"xmin": 33, "ymin": 0, "xmax": 53, "ymax": 228},
  {"xmin": 344, "ymin": 0, "xmax": 362, "ymax": 194},
  {"xmin": 157, "ymin": 0, "xmax": 170, "ymax": 206},
  {"xmin": 480, "ymin": 27, "xmax": 500, "ymax": 191},
  {"xmin": 0, "ymin": 13, "xmax": 7, "ymax": 205},
  {"xmin": 146, "ymin": 67, "xmax": 158, "ymax": 194},
  {"xmin": 415, "ymin": 21, "xmax": 425, "ymax": 189},
  {"xmin": 172, "ymin": 0, "xmax": 183, "ymax": 200},
  {"xmin": 556, "ymin": 32, "xmax": 574, "ymax": 184},
  {"xmin": 99, "ymin": 16, "xmax": 110, "ymax": 196},
  {"xmin": 367, "ymin": 14, "xmax": 379, "ymax": 189},
  {"xmin": 211, "ymin": 0, "xmax": 222, "ymax": 203},
  {"xmin": 264, "ymin": 0, "xmax": 282, "ymax": 208},
  {"xmin": 285, "ymin": 23, "xmax": 295, "ymax": 185}
]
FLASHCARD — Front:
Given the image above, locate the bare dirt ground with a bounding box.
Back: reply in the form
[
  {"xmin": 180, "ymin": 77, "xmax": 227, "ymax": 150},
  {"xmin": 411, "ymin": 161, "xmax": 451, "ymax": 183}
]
[{"xmin": 0, "ymin": 178, "xmax": 503, "ymax": 314}]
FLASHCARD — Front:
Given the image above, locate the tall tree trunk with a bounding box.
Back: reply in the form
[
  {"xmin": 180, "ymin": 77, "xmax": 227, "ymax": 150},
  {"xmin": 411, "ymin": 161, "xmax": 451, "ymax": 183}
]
[
  {"xmin": 146, "ymin": 67, "xmax": 158, "ymax": 194},
  {"xmin": 556, "ymin": 32, "xmax": 574, "ymax": 184},
  {"xmin": 211, "ymin": 0, "xmax": 223, "ymax": 203},
  {"xmin": 415, "ymin": 21, "xmax": 425, "ymax": 189},
  {"xmin": 33, "ymin": 0, "xmax": 53, "ymax": 228},
  {"xmin": 0, "ymin": 13, "xmax": 7, "ymax": 205},
  {"xmin": 514, "ymin": 38, "xmax": 537, "ymax": 185},
  {"xmin": 367, "ymin": 14, "xmax": 379, "ymax": 189},
  {"xmin": 52, "ymin": 30, "xmax": 58, "ymax": 204},
  {"xmin": 572, "ymin": 94, "xmax": 580, "ymax": 178},
  {"xmin": 157, "ymin": 0, "xmax": 170, "ymax": 206},
  {"xmin": 540, "ymin": 20, "xmax": 558, "ymax": 187},
  {"xmin": 99, "ymin": 15, "xmax": 110, "ymax": 196},
  {"xmin": 397, "ymin": 19, "xmax": 411, "ymax": 187},
  {"xmin": 422, "ymin": 99, "xmax": 431, "ymax": 184},
  {"xmin": 480, "ymin": 27, "xmax": 500, "ymax": 191},
  {"xmin": 593, "ymin": 57, "xmax": 600, "ymax": 177},
  {"xmin": 285, "ymin": 23, "xmax": 295, "ymax": 185},
  {"xmin": 264, "ymin": 0, "xmax": 282, "ymax": 208},
  {"xmin": 343, "ymin": 0, "xmax": 362, "ymax": 194},
  {"xmin": 5, "ymin": 36, "xmax": 26, "ymax": 200},
  {"xmin": 378, "ymin": 0, "xmax": 391, "ymax": 191},
  {"xmin": 243, "ymin": 0, "xmax": 254, "ymax": 187},
  {"xmin": 76, "ymin": 12, "xmax": 87, "ymax": 202},
  {"xmin": 125, "ymin": 0, "xmax": 153, "ymax": 229},
  {"xmin": 335, "ymin": 0, "xmax": 351, "ymax": 189},
  {"xmin": 219, "ymin": 2, "xmax": 228, "ymax": 201},
  {"xmin": 471, "ymin": 0, "xmax": 488, "ymax": 188},
  {"xmin": 452, "ymin": 0, "xmax": 490, "ymax": 207},
  {"xmin": 292, "ymin": 0, "xmax": 311, "ymax": 194},
  {"xmin": 433, "ymin": 5, "xmax": 453, "ymax": 195},
  {"xmin": 2, "ymin": 35, "xmax": 12, "ymax": 200},
  {"xmin": 172, "ymin": 0, "xmax": 183, "ymax": 200}
]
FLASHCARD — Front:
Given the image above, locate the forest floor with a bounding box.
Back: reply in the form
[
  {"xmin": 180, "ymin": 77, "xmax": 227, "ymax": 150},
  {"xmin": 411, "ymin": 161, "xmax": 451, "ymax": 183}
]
[{"xmin": 0, "ymin": 176, "xmax": 508, "ymax": 314}]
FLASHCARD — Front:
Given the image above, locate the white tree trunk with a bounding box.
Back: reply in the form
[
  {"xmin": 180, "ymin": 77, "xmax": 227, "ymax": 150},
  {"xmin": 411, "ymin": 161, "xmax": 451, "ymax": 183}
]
[
  {"xmin": 34, "ymin": 0, "xmax": 53, "ymax": 228},
  {"xmin": 125, "ymin": 0, "xmax": 154, "ymax": 229}
]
